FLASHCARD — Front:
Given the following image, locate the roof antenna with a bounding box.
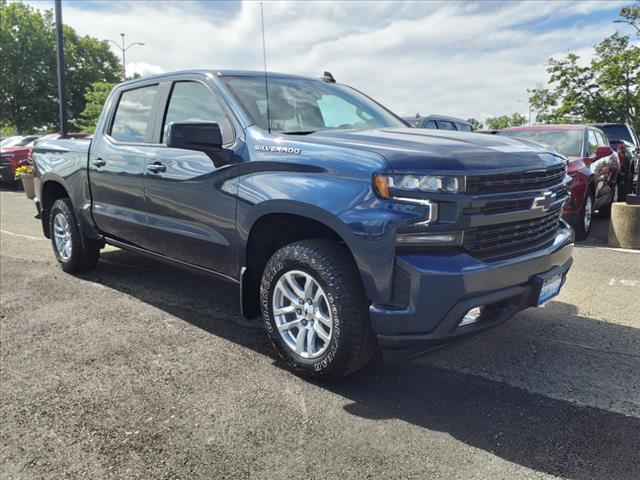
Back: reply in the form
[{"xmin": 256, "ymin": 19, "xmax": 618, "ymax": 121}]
[{"xmin": 260, "ymin": 2, "xmax": 271, "ymax": 134}]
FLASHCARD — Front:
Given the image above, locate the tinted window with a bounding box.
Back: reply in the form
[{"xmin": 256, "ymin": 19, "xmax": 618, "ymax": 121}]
[
  {"xmin": 110, "ymin": 85, "xmax": 159, "ymax": 143},
  {"xmin": 500, "ymin": 129, "xmax": 584, "ymax": 157},
  {"xmin": 455, "ymin": 122, "xmax": 472, "ymax": 132},
  {"xmin": 599, "ymin": 125, "xmax": 632, "ymax": 143},
  {"xmin": 223, "ymin": 76, "xmax": 405, "ymax": 134},
  {"xmin": 587, "ymin": 130, "xmax": 598, "ymax": 156},
  {"xmin": 163, "ymin": 81, "xmax": 233, "ymax": 144},
  {"xmin": 436, "ymin": 120, "xmax": 455, "ymax": 130},
  {"xmin": 424, "ymin": 120, "xmax": 437, "ymax": 129}
]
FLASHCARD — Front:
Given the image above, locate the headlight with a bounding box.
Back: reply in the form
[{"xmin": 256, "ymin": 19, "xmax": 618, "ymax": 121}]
[{"xmin": 374, "ymin": 174, "xmax": 465, "ymax": 196}]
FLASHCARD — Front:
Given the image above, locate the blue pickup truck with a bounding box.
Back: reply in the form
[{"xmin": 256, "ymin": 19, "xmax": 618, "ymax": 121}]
[{"xmin": 33, "ymin": 70, "xmax": 574, "ymax": 379}]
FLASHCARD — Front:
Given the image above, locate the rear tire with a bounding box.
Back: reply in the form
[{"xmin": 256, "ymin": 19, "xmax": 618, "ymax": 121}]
[
  {"xmin": 49, "ymin": 198, "xmax": 100, "ymax": 273},
  {"xmin": 573, "ymin": 189, "xmax": 594, "ymax": 240},
  {"xmin": 260, "ymin": 239, "xmax": 376, "ymax": 380}
]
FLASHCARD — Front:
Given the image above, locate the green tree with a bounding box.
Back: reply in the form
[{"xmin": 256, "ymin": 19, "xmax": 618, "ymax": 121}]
[
  {"xmin": 77, "ymin": 81, "xmax": 114, "ymax": 132},
  {"xmin": 527, "ymin": 86, "xmax": 560, "ymax": 124},
  {"xmin": 527, "ymin": 2, "xmax": 640, "ymax": 131},
  {"xmin": 0, "ymin": 2, "xmax": 120, "ymax": 133},
  {"xmin": 485, "ymin": 113, "xmax": 527, "ymax": 130},
  {"xmin": 466, "ymin": 118, "xmax": 483, "ymax": 130},
  {"xmin": 616, "ymin": 1, "xmax": 640, "ymax": 36},
  {"xmin": 0, "ymin": 3, "xmax": 56, "ymax": 133}
]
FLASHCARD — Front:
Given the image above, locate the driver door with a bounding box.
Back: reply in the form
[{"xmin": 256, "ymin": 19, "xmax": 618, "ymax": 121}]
[{"xmin": 143, "ymin": 79, "xmax": 239, "ymax": 278}]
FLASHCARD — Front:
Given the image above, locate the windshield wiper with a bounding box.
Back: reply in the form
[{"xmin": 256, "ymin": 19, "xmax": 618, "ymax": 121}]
[{"xmin": 280, "ymin": 130, "xmax": 317, "ymax": 135}]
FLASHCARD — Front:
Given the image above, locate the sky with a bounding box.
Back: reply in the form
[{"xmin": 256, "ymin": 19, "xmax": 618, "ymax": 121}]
[{"xmin": 26, "ymin": 0, "xmax": 636, "ymax": 125}]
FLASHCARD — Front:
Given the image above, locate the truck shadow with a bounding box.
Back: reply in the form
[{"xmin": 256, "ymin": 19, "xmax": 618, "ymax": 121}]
[{"xmin": 83, "ymin": 249, "xmax": 640, "ymax": 480}]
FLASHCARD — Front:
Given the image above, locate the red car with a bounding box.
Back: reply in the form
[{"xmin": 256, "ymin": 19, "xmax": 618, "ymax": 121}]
[
  {"xmin": 1, "ymin": 133, "xmax": 89, "ymax": 185},
  {"xmin": 500, "ymin": 125, "xmax": 620, "ymax": 239},
  {"xmin": 0, "ymin": 135, "xmax": 40, "ymax": 184}
]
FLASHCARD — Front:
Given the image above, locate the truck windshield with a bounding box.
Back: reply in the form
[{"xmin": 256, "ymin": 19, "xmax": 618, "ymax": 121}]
[
  {"xmin": 500, "ymin": 129, "xmax": 583, "ymax": 157},
  {"xmin": 222, "ymin": 76, "xmax": 405, "ymax": 134}
]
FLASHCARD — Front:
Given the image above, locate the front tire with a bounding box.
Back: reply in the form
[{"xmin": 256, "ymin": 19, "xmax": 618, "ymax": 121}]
[
  {"xmin": 50, "ymin": 198, "xmax": 100, "ymax": 273},
  {"xmin": 573, "ymin": 189, "xmax": 594, "ymax": 240},
  {"xmin": 260, "ymin": 240, "xmax": 376, "ymax": 380}
]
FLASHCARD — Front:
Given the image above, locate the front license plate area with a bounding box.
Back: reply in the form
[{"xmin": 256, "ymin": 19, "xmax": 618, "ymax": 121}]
[{"xmin": 537, "ymin": 274, "xmax": 563, "ymax": 305}]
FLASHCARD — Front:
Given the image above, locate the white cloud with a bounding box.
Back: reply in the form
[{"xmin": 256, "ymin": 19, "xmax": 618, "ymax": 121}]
[
  {"xmin": 126, "ymin": 62, "xmax": 165, "ymax": 78},
  {"xmin": 28, "ymin": 0, "xmax": 631, "ymax": 122}
]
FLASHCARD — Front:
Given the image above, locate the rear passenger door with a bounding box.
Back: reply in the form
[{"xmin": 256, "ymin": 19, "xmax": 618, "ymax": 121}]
[
  {"xmin": 142, "ymin": 79, "xmax": 239, "ymax": 277},
  {"xmin": 89, "ymin": 83, "xmax": 160, "ymax": 247}
]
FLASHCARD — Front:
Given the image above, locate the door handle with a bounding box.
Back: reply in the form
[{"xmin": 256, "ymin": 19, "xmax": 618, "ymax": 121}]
[
  {"xmin": 147, "ymin": 162, "xmax": 166, "ymax": 173},
  {"xmin": 93, "ymin": 158, "xmax": 106, "ymax": 168}
]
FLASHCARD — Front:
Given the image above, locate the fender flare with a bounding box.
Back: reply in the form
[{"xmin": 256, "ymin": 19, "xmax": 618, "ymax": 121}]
[{"xmin": 239, "ymin": 199, "xmax": 361, "ymax": 269}]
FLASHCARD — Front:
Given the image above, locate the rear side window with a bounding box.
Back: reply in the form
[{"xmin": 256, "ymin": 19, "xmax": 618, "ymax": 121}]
[
  {"xmin": 436, "ymin": 120, "xmax": 455, "ymax": 130},
  {"xmin": 456, "ymin": 122, "xmax": 472, "ymax": 132},
  {"xmin": 162, "ymin": 81, "xmax": 233, "ymax": 144},
  {"xmin": 110, "ymin": 85, "xmax": 159, "ymax": 143}
]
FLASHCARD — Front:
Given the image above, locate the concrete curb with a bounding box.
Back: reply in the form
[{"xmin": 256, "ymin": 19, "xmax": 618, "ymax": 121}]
[{"xmin": 608, "ymin": 203, "xmax": 640, "ymax": 249}]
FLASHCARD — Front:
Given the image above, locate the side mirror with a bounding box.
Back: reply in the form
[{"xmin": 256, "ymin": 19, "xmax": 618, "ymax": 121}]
[
  {"xmin": 166, "ymin": 122, "xmax": 229, "ymax": 165},
  {"xmin": 594, "ymin": 145, "xmax": 612, "ymax": 159}
]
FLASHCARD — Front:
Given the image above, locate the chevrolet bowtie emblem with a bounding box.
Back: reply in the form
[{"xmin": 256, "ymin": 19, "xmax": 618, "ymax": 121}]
[{"xmin": 532, "ymin": 191, "xmax": 556, "ymax": 212}]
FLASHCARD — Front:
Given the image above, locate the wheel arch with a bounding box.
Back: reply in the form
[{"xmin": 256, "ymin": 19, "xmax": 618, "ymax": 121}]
[
  {"xmin": 240, "ymin": 205, "xmax": 365, "ymax": 320},
  {"xmin": 40, "ymin": 180, "xmax": 70, "ymax": 238}
]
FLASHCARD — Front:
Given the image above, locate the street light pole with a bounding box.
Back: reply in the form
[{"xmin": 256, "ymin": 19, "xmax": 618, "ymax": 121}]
[
  {"xmin": 120, "ymin": 33, "xmax": 125, "ymax": 80},
  {"xmin": 54, "ymin": 0, "xmax": 68, "ymax": 137},
  {"xmin": 107, "ymin": 33, "xmax": 145, "ymax": 81}
]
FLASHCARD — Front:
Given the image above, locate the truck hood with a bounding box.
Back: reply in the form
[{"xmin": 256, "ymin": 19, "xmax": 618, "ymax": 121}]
[{"xmin": 293, "ymin": 128, "xmax": 565, "ymax": 173}]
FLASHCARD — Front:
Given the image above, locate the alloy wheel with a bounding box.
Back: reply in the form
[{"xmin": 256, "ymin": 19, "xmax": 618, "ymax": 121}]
[
  {"xmin": 584, "ymin": 195, "xmax": 592, "ymax": 232},
  {"xmin": 272, "ymin": 270, "xmax": 333, "ymax": 359},
  {"xmin": 53, "ymin": 213, "xmax": 72, "ymax": 261}
]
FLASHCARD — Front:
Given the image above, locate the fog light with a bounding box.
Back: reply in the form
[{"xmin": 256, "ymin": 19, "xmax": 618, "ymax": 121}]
[
  {"xmin": 396, "ymin": 233, "xmax": 459, "ymax": 245},
  {"xmin": 459, "ymin": 306, "xmax": 482, "ymax": 326}
]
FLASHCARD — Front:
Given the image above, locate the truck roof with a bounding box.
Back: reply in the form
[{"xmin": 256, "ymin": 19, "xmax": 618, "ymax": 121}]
[{"xmin": 119, "ymin": 69, "xmax": 322, "ymax": 87}]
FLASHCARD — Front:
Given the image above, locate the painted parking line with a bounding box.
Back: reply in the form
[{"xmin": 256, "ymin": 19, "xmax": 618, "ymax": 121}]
[
  {"xmin": 576, "ymin": 244, "xmax": 640, "ymax": 254},
  {"xmin": 608, "ymin": 278, "xmax": 639, "ymax": 287},
  {"xmin": 0, "ymin": 229, "xmax": 45, "ymax": 241}
]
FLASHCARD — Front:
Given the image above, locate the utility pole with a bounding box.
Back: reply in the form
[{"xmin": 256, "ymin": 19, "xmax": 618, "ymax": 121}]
[
  {"xmin": 54, "ymin": 0, "xmax": 68, "ymax": 137},
  {"xmin": 107, "ymin": 33, "xmax": 145, "ymax": 81}
]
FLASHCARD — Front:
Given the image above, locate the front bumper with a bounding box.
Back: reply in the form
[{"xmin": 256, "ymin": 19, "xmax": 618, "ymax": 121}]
[{"xmin": 371, "ymin": 221, "xmax": 574, "ymax": 362}]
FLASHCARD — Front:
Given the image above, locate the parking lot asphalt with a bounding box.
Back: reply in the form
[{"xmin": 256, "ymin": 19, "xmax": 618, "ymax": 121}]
[{"xmin": 1, "ymin": 188, "xmax": 639, "ymax": 480}]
